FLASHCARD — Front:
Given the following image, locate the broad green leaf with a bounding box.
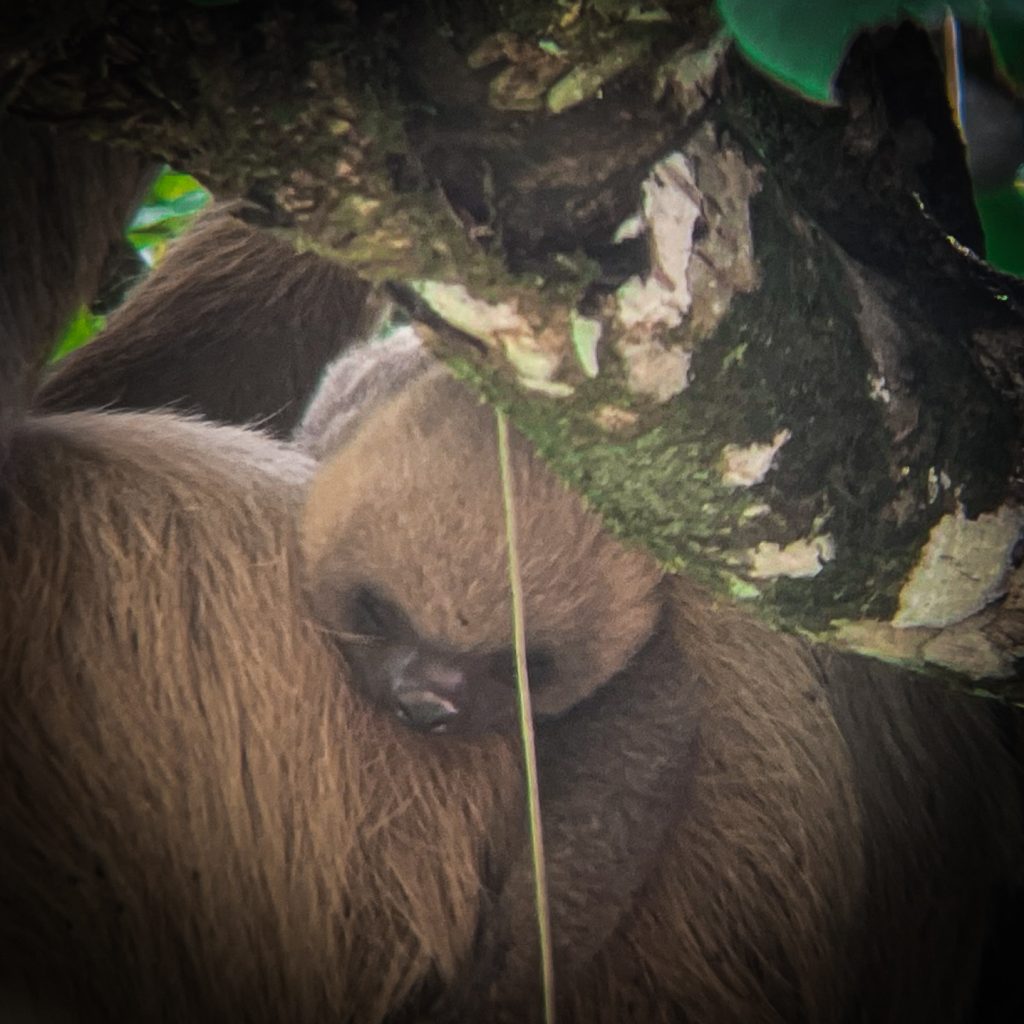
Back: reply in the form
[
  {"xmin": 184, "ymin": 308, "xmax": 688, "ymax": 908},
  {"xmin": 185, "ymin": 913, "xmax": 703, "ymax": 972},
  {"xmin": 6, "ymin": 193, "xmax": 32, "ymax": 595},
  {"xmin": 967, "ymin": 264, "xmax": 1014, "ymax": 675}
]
[
  {"xmin": 148, "ymin": 170, "xmax": 208, "ymax": 202},
  {"xmin": 975, "ymin": 183, "xmax": 1024, "ymax": 276},
  {"xmin": 989, "ymin": 1, "xmax": 1024, "ymax": 87},
  {"xmin": 124, "ymin": 229, "xmax": 172, "ymax": 249},
  {"xmin": 130, "ymin": 191, "xmax": 209, "ymax": 229},
  {"xmin": 717, "ymin": 0, "xmax": 983, "ymax": 102},
  {"xmin": 51, "ymin": 167, "xmax": 209, "ymax": 359}
]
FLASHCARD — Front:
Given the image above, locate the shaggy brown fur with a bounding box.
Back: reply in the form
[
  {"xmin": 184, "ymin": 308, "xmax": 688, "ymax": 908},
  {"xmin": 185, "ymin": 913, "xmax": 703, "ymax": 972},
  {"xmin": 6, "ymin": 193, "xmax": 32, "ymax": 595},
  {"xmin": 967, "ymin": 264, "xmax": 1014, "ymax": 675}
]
[
  {"xmin": 38, "ymin": 205, "xmax": 381, "ymax": 436},
  {"xmin": 0, "ymin": 124, "xmax": 517, "ymax": 1016},
  {"xmin": 1, "ymin": 136, "xmax": 1020, "ymax": 1021},
  {"xmin": 560, "ymin": 583, "xmax": 1023, "ymax": 1023},
  {"xmin": 301, "ymin": 341, "xmax": 667, "ymax": 720},
  {"xmin": 299, "ymin": 334, "xmax": 704, "ymax": 1017},
  {"xmin": 0, "ymin": 409, "xmax": 521, "ymax": 1022},
  {"xmin": 298, "ymin": 333, "xmax": 1023, "ymax": 1023},
  {"xmin": 0, "ymin": 129, "xmax": 519, "ymax": 1019},
  {"xmin": 0, "ymin": 116, "xmax": 152, "ymax": 447}
]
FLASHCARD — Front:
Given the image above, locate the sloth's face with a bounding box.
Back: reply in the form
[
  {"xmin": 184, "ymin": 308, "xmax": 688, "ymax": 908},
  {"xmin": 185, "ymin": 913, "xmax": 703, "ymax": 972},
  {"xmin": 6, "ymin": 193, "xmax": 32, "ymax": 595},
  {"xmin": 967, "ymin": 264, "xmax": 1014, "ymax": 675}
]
[
  {"xmin": 322, "ymin": 584, "xmax": 558, "ymax": 736},
  {"xmin": 300, "ymin": 369, "xmax": 663, "ymax": 733}
]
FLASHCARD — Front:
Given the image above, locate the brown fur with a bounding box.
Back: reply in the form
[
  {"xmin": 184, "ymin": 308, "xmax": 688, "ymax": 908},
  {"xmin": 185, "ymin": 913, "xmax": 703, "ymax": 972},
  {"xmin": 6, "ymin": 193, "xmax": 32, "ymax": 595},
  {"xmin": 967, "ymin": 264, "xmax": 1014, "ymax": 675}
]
[
  {"xmin": 1, "ymin": 128, "xmax": 517, "ymax": 1019},
  {"xmin": 298, "ymin": 335, "xmax": 1023, "ymax": 1022},
  {"xmin": 38, "ymin": 205, "xmax": 382, "ymax": 436},
  {"xmin": 300, "ymin": 337, "xmax": 704, "ymax": 1017},
  {"xmin": 0, "ymin": 115, "xmax": 152, "ymax": 449},
  {"xmin": 6, "ymin": 394, "xmax": 1016, "ymax": 1022},
  {"xmin": 0, "ymin": 409, "xmax": 521, "ymax": 1022},
  {"xmin": 1, "ymin": 135, "xmax": 1020, "ymax": 1021},
  {"xmin": 301, "ymin": 353, "xmax": 665, "ymax": 720},
  {"xmin": 568, "ymin": 584, "xmax": 1021, "ymax": 1024}
]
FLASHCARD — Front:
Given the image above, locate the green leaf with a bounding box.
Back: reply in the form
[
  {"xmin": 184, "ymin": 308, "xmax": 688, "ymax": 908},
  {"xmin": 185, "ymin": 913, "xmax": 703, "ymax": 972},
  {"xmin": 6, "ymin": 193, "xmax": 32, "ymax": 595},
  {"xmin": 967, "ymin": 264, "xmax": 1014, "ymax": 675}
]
[
  {"xmin": 124, "ymin": 229, "xmax": 172, "ymax": 249},
  {"xmin": 717, "ymin": 0, "xmax": 983, "ymax": 102},
  {"xmin": 975, "ymin": 183, "xmax": 1024, "ymax": 277},
  {"xmin": 148, "ymin": 170, "xmax": 206, "ymax": 201},
  {"xmin": 988, "ymin": 1, "xmax": 1024, "ymax": 88},
  {"xmin": 130, "ymin": 192, "xmax": 209, "ymax": 229},
  {"xmin": 48, "ymin": 167, "xmax": 209, "ymax": 360},
  {"xmin": 49, "ymin": 307, "xmax": 106, "ymax": 362},
  {"xmin": 126, "ymin": 167, "xmax": 210, "ymax": 264}
]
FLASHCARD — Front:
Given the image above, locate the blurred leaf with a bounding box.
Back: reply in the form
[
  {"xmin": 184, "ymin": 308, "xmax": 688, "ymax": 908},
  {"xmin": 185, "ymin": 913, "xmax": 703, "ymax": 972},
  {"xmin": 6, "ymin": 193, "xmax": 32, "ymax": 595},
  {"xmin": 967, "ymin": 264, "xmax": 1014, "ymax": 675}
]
[
  {"xmin": 975, "ymin": 183, "xmax": 1024, "ymax": 276},
  {"xmin": 127, "ymin": 167, "xmax": 210, "ymax": 265},
  {"xmin": 149, "ymin": 170, "xmax": 208, "ymax": 201},
  {"xmin": 126, "ymin": 218, "xmax": 194, "ymax": 264},
  {"xmin": 717, "ymin": 0, "xmax": 985, "ymax": 102},
  {"xmin": 50, "ymin": 167, "xmax": 209, "ymax": 359},
  {"xmin": 989, "ymin": 1, "xmax": 1024, "ymax": 88},
  {"xmin": 131, "ymin": 192, "xmax": 209, "ymax": 229},
  {"xmin": 124, "ymin": 229, "xmax": 171, "ymax": 249},
  {"xmin": 49, "ymin": 307, "xmax": 106, "ymax": 362}
]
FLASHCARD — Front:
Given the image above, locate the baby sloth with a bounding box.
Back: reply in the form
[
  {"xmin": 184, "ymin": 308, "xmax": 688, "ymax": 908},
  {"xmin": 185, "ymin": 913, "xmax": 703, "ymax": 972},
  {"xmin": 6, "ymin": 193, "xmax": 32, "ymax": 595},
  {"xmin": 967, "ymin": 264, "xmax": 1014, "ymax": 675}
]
[
  {"xmin": 294, "ymin": 330, "xmax": 1023, "ymax": 1024},
  {"xmin": 297, "ymin": 329, "xmax": 672, "ymax": 737},
  {"xmin": 295, "ymin": 329, "xmax": 701, "ymax": 1018}
]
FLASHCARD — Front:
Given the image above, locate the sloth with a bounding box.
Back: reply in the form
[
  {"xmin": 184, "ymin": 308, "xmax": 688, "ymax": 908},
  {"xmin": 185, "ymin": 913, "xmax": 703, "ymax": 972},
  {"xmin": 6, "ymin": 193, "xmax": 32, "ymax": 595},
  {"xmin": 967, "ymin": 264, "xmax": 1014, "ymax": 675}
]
[
  {"xmin": 36, "ymin": 201, "xmax": 381, "ymax": 437},
  {"xmin": 4, "ymin": 118, "xmax": 1022, "ymax": 1023},
  {"xmin": 295, "ymin": 328, "xmax": 704, "ymax": 1017},
  {"xmin": 296, "ymin": 328, "xmax": 675, "ymax": 732},
  {"xmin": 0, "ymin": 122, "xmax": 518, "ymax": 1022},
  {"xmin": 294, "ymin": 328, "xmax": 1024, "ymax": 1023}
]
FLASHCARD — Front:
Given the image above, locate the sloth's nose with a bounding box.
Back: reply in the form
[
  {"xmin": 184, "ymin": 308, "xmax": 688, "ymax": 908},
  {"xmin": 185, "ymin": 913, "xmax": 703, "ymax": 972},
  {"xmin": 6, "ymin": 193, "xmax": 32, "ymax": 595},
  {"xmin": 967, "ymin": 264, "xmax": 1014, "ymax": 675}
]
[
  {"xmin": 392, "ymin": 652, "xmax": 464, "ymax": 731},
  {"xmin": 393, "ymin": 689, "xmax": 460, "ymax": 731}
]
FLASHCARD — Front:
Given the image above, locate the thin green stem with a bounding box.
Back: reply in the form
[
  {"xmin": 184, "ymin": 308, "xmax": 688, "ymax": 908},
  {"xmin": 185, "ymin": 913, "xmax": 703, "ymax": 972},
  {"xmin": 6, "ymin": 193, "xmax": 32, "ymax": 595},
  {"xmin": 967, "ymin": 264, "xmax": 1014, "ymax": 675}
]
[{"xmin": 496, "ymin": 407, "xmax": 556, "ymax": 1024}]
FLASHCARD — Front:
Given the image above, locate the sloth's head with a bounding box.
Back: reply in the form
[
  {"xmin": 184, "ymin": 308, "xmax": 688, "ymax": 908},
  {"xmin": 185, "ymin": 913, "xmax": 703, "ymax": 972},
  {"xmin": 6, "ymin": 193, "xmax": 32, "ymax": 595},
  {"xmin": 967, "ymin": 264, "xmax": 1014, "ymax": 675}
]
[{"xmin": 299, "ymin": 348, "xmax": 662, "ymax": 736}]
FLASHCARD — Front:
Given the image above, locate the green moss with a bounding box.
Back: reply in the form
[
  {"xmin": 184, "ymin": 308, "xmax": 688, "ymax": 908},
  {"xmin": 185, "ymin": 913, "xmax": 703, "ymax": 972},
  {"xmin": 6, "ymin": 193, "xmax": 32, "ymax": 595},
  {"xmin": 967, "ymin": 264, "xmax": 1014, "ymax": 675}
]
[
  {"xmin": 449, "ymin": 354, "xmax": 755, "ymax": 594},
  {"xmin": 447, "ymin": 180, "xmax": 950, "ymax": 637}
]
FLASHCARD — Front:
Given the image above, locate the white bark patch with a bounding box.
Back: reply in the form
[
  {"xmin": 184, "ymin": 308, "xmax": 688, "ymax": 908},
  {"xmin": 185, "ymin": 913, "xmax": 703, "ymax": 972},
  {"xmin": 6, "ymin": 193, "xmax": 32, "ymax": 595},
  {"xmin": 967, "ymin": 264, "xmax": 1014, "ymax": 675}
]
[
  {"xmin": 410, "ymin": 280, "xmax": 562, "ymax": 385},
  {"xmin": 721, "ymin": 429, "xmax": 791, "ymax": 487},
  {"xmin": 615, "ymin": 152, "xmax": 700, "ymax": 331},
  {"xmin": 611, "ymin": 134, "xmax": 759, "ymax": 403},
  {"xmin": 832, "ymin": 615, "xmax": 1016, "ymax": 680},
  {"xmin": 681, "ymin": 133, "xmax": 761, "ymax": 341},
  {"xmin": 748, "ymin": 534, "xmax": 836, "ymax": 579},
  {"xmin": 518, "ymin": 376, "xmax": 575, "ymax": 397},
  {"xmin": 411, "ymin": 281, "xmax": 530, "ymax": 344},
  {"xmin": 613, "ymin": 212, "xmax": 644, "ymax": 242},
  {"xmin": 868, "ymin": 374, "xmax": 891, "ymax": 404},
  {"xmin": 926, "ymin": 467, "xmax": 951, "ymax": 504},
  {"xmin": 593, "ymin": 405, "xmax": 640, "ymax": 433},
  {"xmin": 920, "ymin": 625, "xmax": 1014, "ymax": 679},
  {"xmin": 658, "ymin": 33, "xmax": 729, "ymax": 115},
  {"xmin": 893, "ymin": 504, "xmax": 1024, "ymax": 628},
  {"xmin": 618, "ymin": 339, "xmax": 692, "ymax": 402}
]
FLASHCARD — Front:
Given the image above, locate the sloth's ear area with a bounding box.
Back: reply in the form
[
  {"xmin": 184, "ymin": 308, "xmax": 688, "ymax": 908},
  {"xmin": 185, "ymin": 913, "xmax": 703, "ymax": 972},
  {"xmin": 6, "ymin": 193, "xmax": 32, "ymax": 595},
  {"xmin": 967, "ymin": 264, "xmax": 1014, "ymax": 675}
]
[{"xmin": 293, "ymin": 327, "xmax": 434, "ymax": 458}]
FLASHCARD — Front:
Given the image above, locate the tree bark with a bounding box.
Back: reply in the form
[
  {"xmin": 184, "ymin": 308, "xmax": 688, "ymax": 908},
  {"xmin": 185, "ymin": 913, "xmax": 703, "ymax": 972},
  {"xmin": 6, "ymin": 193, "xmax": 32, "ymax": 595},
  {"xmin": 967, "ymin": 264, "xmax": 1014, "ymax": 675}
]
[{"xmin": 5, "ymin": 1, "xmax": 1021, "ymax": 693}]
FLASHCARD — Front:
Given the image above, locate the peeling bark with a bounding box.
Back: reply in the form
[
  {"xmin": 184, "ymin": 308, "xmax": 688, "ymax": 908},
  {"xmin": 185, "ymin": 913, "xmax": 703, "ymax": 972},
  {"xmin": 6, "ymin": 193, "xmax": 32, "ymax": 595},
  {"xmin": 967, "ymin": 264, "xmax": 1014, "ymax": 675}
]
[{"xmin": 4, "ymin": 1, "xmax": 1021, "ymax": 692}]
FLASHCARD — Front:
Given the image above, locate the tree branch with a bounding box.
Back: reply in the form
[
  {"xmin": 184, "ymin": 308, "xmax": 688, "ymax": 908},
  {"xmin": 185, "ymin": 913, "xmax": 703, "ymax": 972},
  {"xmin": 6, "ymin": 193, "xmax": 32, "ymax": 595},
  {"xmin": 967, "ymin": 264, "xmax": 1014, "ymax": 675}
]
[{"xmin": 6, "ymin": 0, "xmax": 1020, "ymax": 691}]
